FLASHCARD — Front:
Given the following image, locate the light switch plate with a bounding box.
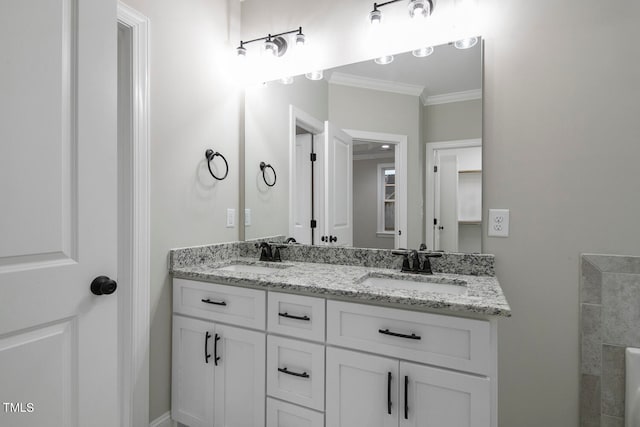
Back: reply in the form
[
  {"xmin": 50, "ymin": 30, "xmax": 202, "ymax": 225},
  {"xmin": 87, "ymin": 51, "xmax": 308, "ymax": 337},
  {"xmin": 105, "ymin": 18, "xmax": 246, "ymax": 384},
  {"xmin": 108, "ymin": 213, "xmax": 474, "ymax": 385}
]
[
  {"xmin": 488, "ymin": 209, "xmax": 509, "ymax": 237},
  {"xmin": 226, "ymin": 208, "xmax": 235, "ymax": 228},
  {"xmin": 244, "ymin": 209, "xmax": 251, "ymax": 226}
]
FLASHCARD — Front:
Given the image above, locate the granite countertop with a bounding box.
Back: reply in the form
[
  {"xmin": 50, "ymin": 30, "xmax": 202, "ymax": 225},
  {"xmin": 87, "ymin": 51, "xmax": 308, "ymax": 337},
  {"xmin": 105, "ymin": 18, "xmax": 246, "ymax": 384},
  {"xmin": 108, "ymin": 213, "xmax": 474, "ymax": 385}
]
[{"xmin": 171, "ymin": 257, "xmax": 511, "ymax": 317}]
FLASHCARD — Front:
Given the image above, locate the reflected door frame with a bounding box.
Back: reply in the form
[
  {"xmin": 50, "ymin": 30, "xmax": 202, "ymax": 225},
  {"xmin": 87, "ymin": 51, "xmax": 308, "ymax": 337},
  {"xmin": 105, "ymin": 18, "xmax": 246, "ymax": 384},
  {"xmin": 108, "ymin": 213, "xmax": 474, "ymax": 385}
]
[
  {"xmin": 425, "ymin": 139, "xmax": 482, "ymax": 252},
  {"xmin": 344, "ymin": 129, "xmax": 408, "ymax": 249}
]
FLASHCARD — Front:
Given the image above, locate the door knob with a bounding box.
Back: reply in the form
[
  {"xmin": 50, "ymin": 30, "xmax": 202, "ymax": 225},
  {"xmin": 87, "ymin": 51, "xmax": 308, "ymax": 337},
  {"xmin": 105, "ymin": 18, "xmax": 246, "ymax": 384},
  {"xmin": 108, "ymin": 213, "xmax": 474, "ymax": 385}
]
[
  {"xmin": 329, "ymin": 235, "xmax": 337, "ymax": 243},
  {"xmin": 90, "ymin": 276, "xmax": 117, "ymax": 295}
]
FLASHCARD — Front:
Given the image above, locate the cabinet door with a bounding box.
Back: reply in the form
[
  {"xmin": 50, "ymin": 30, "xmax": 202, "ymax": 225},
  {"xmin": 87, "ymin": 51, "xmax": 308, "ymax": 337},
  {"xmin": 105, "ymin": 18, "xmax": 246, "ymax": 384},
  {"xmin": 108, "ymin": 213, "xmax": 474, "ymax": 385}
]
[
  {"xmin": 171, "ymin": 315, "xmax": 215, "ymax": 427},
  {"xmin": 213, "ymin": 324, "xmax": 266, "ymax": 427},
  {"xmin": 326, "ymin": 347, "xmax": 398, "ymax": 427},
  {"xmin": 399, "ymin": 362, "xmax": 490, "ymax": 427}
]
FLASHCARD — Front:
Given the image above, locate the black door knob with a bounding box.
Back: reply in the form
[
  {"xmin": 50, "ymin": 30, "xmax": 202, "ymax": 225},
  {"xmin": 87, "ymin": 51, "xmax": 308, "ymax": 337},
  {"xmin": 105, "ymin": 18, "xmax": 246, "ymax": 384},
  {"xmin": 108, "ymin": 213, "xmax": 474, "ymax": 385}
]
[
  {"xmin": 91, "ymin": 276, "xmax": 117, "ymax": 295},
  {"xmin": 329, "ymin": 235, "xmax": 337, "ymax": 243}
]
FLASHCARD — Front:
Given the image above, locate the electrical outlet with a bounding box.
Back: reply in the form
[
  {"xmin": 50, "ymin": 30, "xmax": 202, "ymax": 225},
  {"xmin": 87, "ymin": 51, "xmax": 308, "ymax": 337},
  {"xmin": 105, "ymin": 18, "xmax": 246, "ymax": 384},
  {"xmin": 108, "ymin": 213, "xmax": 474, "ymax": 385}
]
[
  {"xmin": 488, "ymin": 209, "xmax": 509, "ymax": 237},
  {"xmin": 226, "ymin": 208, "xmax": 235, "ymax": 228},
  {"xmin": 244, "ymin": 209, "xmax": 251, "ymax": 226}
]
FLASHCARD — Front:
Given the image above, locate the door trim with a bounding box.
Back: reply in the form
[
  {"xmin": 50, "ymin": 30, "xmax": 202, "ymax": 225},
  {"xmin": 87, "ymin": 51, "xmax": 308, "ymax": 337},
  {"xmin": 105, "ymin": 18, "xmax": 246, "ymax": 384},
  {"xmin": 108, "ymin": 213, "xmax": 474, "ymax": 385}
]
[
  {"xmin": 425, "ymin": 139, "xmax": 481, "ymax": 252},
  {"xmin": 117, "ymin": 3, "xmax": 151, "ymax": 427},
  {"xmin": 344, "ymin": 129, "xmax": 408, "ymax": 249}
]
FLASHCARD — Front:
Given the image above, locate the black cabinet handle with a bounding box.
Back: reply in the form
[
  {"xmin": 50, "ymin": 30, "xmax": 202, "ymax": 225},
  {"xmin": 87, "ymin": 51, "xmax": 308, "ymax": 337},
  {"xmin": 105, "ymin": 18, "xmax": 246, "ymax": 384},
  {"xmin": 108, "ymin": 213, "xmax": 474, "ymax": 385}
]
[
  {"xmin": 213, "ymin": 333, "xmax": 221, "ymax": 366},
  {"xmin": 378, "ymin": 328, "xmax": 421, "ymax": 340},
  {"xmin": 387, "ymin": 371, "xmax": 392, "ymax": 415},
  {"xmin": 204, "ymin": 331, "xmax": 212, "ymax": 364},
  {"xmin": 404, "ymin": 375, "xmax": 409, "ymax": 419},
  {"xmin": 278, "ymin": 367, "xmax": 309, "ymax": 378},
  {"xmin": 202, "ymin": 298, "xmax": 227, "ymax": 306},
  {"xmin": 278, "ymin": 312, "xmax": 310, "ymax": 321}
]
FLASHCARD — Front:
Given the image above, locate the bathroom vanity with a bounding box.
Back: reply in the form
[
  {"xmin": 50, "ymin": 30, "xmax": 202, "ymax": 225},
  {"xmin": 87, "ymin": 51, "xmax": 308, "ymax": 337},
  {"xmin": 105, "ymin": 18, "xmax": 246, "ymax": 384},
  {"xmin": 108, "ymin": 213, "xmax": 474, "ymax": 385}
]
[{"xmin": 169, "ymin": 242, "xmax": 510, "ymax": 427}]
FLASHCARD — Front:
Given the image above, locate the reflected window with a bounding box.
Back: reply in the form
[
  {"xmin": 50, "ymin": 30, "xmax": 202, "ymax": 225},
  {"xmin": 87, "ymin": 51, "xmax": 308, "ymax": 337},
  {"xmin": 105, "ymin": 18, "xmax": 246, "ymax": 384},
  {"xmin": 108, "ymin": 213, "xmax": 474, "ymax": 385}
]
[{"xmin": 378, "ymin": 164, "xmax": 395, "ymax": 233}]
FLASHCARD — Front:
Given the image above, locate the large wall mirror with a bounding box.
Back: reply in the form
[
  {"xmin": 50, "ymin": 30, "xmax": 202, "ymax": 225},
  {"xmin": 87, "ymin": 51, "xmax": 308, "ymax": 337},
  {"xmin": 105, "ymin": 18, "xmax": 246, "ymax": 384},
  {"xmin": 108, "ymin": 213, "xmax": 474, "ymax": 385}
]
[{"xmin": 243, "ymin": 38, "xmax": 482, "ymax": 253}]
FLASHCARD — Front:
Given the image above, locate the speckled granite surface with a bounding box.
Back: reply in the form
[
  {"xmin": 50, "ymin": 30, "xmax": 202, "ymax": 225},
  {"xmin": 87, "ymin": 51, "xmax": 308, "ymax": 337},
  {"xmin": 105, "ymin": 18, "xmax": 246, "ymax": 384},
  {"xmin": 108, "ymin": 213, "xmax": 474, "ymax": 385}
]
[
  {"xmin": 169, "ymin": 242, "xmax": 511, "ymax": 317},
  {"xmin": 173, "ymin": 241, "xmax": 495, "ymax": 276}
]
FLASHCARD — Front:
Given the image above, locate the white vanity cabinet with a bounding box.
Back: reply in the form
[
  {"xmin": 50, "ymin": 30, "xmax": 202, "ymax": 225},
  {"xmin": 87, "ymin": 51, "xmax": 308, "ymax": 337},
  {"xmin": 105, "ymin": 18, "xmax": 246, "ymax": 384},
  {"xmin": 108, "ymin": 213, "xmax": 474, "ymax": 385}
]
[
  {"xmin": 172, "ymin": 278, "xmax": 498, "ymax": 427},
  {"xmin": 172, "ymin": 279, "xmax": 266, "ymax": 427}
]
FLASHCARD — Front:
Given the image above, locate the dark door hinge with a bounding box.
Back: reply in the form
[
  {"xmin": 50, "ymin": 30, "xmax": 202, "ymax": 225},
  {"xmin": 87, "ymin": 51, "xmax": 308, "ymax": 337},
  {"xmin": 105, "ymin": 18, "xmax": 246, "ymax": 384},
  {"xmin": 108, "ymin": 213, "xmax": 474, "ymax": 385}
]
[
  {"xmin": 434, "ymin": 165, "xmax": 438, "ymax": 172},
  {"xmin": 434, "ymin": 218, "xmax": 438, "ymax": 225},
  {"xmin": 310, "ymin": 219, "xmax": 317, "ymax": 229},
  {"xmin": 310, "ymin": 153, "xmax": 317, "ymax": 162}
]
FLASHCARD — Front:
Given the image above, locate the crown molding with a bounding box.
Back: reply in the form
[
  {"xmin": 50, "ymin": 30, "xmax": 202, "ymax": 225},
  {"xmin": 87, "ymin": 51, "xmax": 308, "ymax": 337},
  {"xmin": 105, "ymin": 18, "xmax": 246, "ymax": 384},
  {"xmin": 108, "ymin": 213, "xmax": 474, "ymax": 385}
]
[
  {"xmin": 422, "ymin": 89, "xmax": 482, "ymax": 106},
  {"xmin": 329, "ymin": 72, "xmax": 424, "ymax": 97}
]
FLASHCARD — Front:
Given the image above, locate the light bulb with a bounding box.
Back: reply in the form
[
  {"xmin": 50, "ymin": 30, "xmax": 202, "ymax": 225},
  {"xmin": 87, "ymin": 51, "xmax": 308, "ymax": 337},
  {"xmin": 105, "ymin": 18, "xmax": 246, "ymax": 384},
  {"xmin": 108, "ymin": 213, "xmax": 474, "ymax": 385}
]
[
  {"xmin": 381, "ymin": 144, "xmax": 391, "ymax": 150},
  {"xmin": 454, "ymin": 37, "xmax": 478, "ymax": 49},
  {"xmin": 412, "ymin": 46, "xmax": 434, "ymax": 57},
  {"xmin": 408, "ymin": 0, "xmax": 431, "ymax": 19},
  {"xmin": 264, "ymin": 39, "xmax": 278, "ymax": 56},
  {"xmin": 280, "ymin": 76, "xmax": 294, "ymax": 85},
  {"xmin": 369, "ymin": 9, "xmax": 382, "ymax": 24},
  {"xmin": 295, "ymin": 33, "xmax": 306, "ymax": 46},
  {"xmin": 374, "ymin": 55, "xmax": 394, "ymax": 65},
  {"xmin": 305, "ymin": 70, "xmax": 323, "ymax": 81}
]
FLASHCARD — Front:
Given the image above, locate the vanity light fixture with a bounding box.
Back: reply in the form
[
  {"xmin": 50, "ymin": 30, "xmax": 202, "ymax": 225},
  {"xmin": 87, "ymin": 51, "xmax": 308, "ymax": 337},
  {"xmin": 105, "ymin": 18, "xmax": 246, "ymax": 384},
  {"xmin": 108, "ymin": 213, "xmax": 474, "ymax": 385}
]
[
  {"xmin": 236, "ymin": 27, "xmax": 306, "ymax": 59},
  {"xmin": 454, "ymin": 36, "xmax": 478, "ymax": 49},
  {"xmin": 305, "ymin": 70, "xmax": 323, "ymax": 81},
  {"xmin": 412, "ymin": 46, "xmax": 434, "ymax": 57},
  {"xmin": 369, "ymin": 0, "xmax": 434, "ymax": 24},
  {"xmin": 374, "ymin": 55, "xmax": 394, "ymax": 65}
]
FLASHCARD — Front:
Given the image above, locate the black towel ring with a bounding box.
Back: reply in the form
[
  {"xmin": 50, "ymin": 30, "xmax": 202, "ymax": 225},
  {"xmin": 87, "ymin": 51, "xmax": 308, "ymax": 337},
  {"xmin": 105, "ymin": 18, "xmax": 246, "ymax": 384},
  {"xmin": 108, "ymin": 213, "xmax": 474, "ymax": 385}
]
[
  {"xmin": 260, "ymin": 162, "xmax": 276, "ymax": 187},
  {"xmin": 205, "ymin": 149, "xmax": 229, "ymax": 181}
]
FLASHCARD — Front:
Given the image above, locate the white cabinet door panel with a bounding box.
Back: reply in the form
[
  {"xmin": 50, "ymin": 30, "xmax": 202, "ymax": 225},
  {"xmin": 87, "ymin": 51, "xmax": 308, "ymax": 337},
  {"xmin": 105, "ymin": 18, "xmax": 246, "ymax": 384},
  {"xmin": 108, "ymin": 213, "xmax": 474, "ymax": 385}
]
[
  {"xmin": 326, "ymin": 347, "xmax": 398, "ymax": 427},
  {"xmin": 213, "ymin": 324, "xmax": 265, "ymax": 427},
  {"xmin": 400, "ymin": 362, "xmax": 490, "ymax": 427},
  {"xmin": 171, "ymin": 316, "xmax": 215, "ymax": 427}
]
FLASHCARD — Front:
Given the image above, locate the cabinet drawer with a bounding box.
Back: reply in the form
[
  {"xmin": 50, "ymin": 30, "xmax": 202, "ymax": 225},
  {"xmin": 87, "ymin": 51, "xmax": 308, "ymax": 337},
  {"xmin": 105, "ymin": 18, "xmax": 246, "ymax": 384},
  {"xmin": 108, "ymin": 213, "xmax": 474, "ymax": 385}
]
[
  {"xmin": 267, "ymin": 335, "xmax": 325, "ymax": 411},
  {"xmin": 267, "ymin": 292, "xmax": 325, "ymax": 341},
  {"xmin": 266, "ymin": 398, "xmax": 324, "ymax": 427},
  {"xmin": 327, "ymin": 301, "xmax": 491, "ymax": 375},
  {"xmin": 173, "ymin": 278, "xmax": 266, "ymax": 330}
]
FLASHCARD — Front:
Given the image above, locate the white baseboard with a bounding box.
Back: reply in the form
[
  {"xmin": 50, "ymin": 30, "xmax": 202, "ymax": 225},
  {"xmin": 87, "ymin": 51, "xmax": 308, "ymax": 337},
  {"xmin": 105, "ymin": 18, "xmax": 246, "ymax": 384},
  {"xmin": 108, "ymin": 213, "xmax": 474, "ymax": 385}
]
[{"xmin": 149, "ymin": 411, "xmax": 176, "ymax": 427}]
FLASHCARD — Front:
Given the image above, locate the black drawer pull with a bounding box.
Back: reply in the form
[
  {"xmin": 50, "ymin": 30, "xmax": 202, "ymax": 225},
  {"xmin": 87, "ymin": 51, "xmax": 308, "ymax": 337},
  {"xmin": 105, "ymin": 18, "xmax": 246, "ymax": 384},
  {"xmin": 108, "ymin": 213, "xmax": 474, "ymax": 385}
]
[
  {"xmin": 387, "ymin": 371, "xmax": 392, "ymax": 415},
  {"xmin": 213, "ymin": 333, "xmax": 221, "ymax": 366},
  {"xmin": 378, "ymin": 329, "xmax": 421, "ymax": 340},
  {"xmin": 204, "ymin": 331, "xmax": 212, "ymax": 364},
  {"xmin": 278, "ymin": 312, "xmax": 310, "ymax": 321},
  {"xmin": 278, "ymin": 367, "xmax": 309, "ymax": 378},
  {"xmin": 202, "ymin": 298, "xmax": 227, "ymax": 306},
  {"xmin": 404, "ymin": 375, "xmax": 409, "ymax": 419}
]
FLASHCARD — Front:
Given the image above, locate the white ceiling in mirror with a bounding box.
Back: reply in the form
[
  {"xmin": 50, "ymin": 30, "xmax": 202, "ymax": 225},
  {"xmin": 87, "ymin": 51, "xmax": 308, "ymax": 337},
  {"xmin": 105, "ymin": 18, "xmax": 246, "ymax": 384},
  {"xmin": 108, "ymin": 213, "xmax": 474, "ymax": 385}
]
[{"xmin": 327, "ymin": 40, "xmax": 481, "ymax": 100}]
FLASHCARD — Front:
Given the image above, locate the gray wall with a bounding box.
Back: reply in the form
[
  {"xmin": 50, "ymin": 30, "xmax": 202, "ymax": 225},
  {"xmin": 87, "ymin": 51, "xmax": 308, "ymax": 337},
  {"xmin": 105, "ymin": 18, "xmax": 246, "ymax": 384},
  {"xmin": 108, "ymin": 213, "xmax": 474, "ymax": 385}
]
[
  {"xmin": 244, "ymin": 79, "xmax": 328, "ymax": 240},
  {"xmin": 353, "ymin": 158, "xmax": 396, "ymax": 249},
  {"xmin": 328, "ymin": 84, "xmax": 424, "ymax": 249},
  {"xmin": 242, "ymin": 0, "xmax": 640, "ymax": 425},
  {"xmin": 122, "ymin": 0, "xmax": 241, "ymax": 421},
  {"xmin": 424, "ymin": 98, "xmax": 482, "ymax": 142}
]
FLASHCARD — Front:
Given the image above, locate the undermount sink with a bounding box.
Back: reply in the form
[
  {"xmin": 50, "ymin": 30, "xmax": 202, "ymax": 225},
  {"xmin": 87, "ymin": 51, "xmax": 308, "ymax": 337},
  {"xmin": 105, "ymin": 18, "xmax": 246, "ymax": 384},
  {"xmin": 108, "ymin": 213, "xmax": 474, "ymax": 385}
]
[
  {"xmin": 216, "ymin": 263, "xmax": 289, "ymax": 275},
  {"xmin": 358, "ymin": 274, "xmax": 468, "ymax": 295}
]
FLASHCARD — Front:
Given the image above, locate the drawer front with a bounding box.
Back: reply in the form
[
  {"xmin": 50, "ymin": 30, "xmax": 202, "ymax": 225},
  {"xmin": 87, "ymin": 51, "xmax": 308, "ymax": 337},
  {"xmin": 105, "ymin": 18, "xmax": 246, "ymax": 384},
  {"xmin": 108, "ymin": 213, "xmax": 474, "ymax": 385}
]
[
  {"xmin": 266, "ymin": 398, "xmax": 324, "ymax": 427},
  {"xmin": 173, "ymin": 278, "xmax": 266, "ymax": 330},
  {"xmin": 267, "ymin": 335, "xmax": 325, "ymax": 411},
  {"xmin": 267, "ymin": 292, "xmax": 325, "ymax": 341},
  {"xmin": 326, "ymin": 301, "xmax": 491, "ymax": 375}
]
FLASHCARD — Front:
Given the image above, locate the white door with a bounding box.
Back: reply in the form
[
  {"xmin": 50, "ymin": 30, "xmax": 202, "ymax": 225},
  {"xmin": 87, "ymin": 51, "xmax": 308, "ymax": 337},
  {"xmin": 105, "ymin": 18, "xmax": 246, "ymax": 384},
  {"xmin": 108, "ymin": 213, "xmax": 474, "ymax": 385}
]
[
  {"xmin": 399, "ymin": 362, "xmax": 490, "ymax": 427},
  {"xmin": 326, "ymin": 347, "xmax": 398, "ymax": 427},
  {"xmin": 292, "ymin": 134, "xmax": 313, "ymax": 244},
  {"xmin": 323, "ymin": 121, "xmax": 353, "ymax": 246},
  {"xmin": 0, "ymin": 1, "xmax": 118, "ymax": 426},
  {"xmin": 213, "ymin": 323, "xmax": 265, "ymax": 427},
  {"xmin": 171, "ymin": 316, "xmax": 215, "ymax": 427},
  {"xmin": 434, "ymin": 153, "xmax": 459, "ymax": 252}
]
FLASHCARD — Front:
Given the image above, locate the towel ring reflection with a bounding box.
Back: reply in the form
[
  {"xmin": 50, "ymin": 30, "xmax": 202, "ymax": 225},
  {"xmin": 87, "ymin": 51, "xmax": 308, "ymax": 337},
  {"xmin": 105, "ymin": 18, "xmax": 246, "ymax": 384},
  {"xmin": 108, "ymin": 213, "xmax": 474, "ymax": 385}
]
[
  {"xmin": 259, "ymin": 162, "xmax": 276, "ymax": 187},
  {"xmin": 205, "ymin": 149, "xmax": 229, "ymax": 181}
]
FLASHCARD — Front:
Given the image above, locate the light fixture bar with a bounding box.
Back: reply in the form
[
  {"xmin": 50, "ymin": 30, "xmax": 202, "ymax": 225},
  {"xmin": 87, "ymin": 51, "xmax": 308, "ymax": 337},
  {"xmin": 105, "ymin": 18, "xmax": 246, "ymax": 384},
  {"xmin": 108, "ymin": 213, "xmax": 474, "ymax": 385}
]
[
  {"xmin": 369, "ymin": 0, "xmax": 434, "ymax": 24},
  {"xmin": 237, "ymin": 27, "xmax": 304, "ymax": 50}
]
